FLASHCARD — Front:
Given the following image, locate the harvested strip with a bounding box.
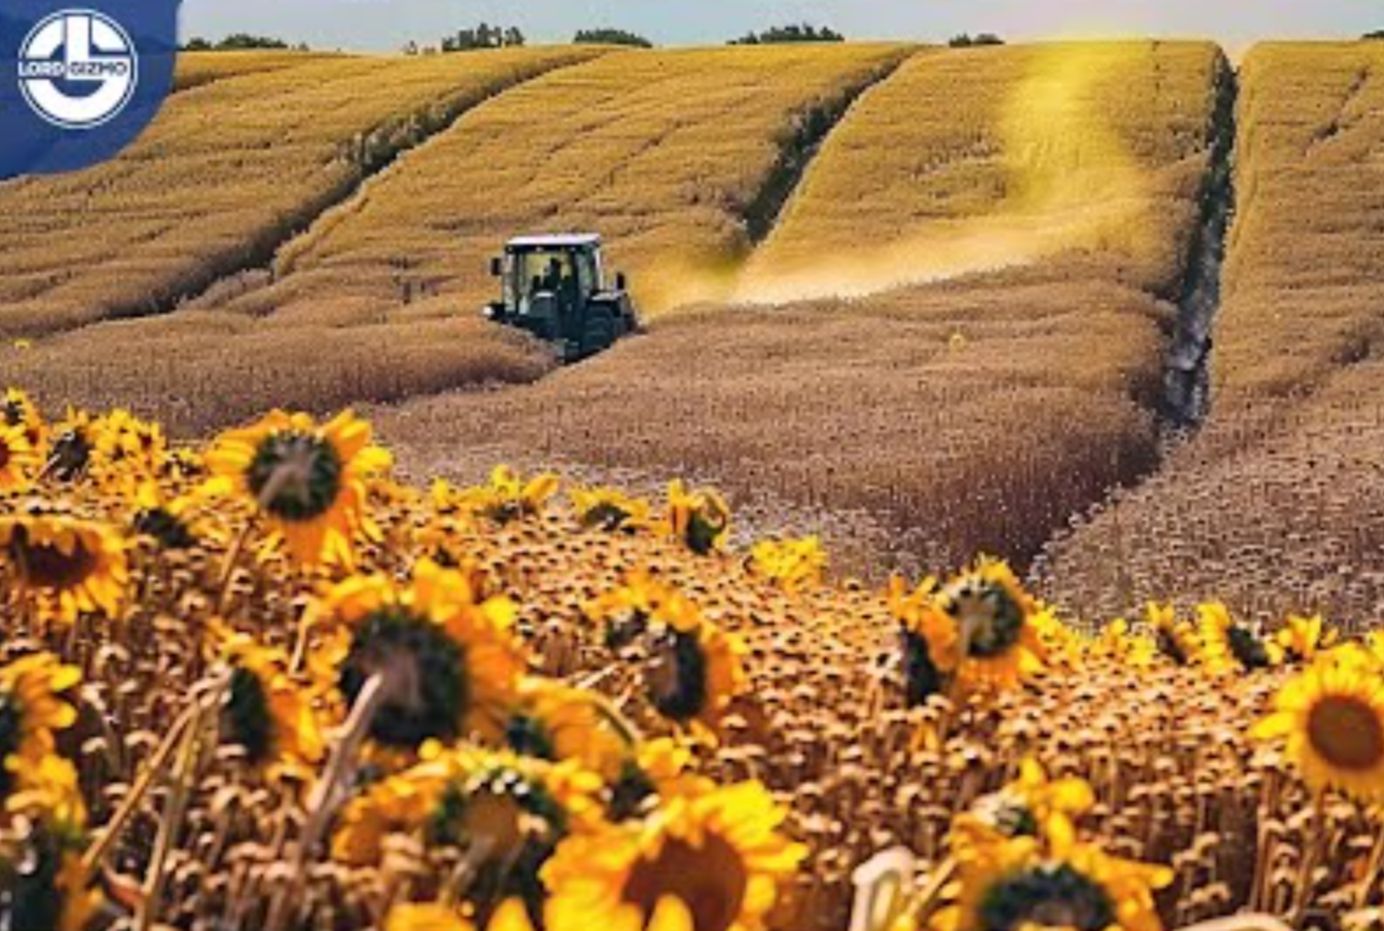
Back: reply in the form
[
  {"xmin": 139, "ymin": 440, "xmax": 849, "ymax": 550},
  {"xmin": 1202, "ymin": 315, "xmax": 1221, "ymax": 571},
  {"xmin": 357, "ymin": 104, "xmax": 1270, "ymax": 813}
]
[
  {"xmin": 0, "ymin": 47, "xmax": 603, "ymax": 338},
  {"xmin": 738, "ymin": 41, "xmax": 1220, "ymax": 304},
  {"xmin": 1034, "ymin": 42, "xmax": 1384, "ymax": 628}
]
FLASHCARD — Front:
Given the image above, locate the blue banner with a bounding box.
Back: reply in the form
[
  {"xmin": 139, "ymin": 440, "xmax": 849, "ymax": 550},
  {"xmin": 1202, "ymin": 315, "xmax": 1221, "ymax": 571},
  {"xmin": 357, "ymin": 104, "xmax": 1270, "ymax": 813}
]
[{"xmin": 0, "ymin": 0, "xmax": 179, "ymax": 179}]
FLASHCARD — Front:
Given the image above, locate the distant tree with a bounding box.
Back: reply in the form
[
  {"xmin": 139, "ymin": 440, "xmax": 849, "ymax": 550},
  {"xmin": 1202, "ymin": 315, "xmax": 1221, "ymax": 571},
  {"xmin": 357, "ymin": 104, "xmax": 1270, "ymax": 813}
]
[
  {"xmin": 1365, "ymin": 30, "xmax": 1384, "ymax": 39},
  {"xmin": 441, "ymin": 22, "xmax": 525, "ymax": 52},
  {"xmin": 215, "ymin": 33, "xmax": 291, "ymax": 50},
  {"xmin": 402, "ymin": 40, "xmax": 420, "ymax": 55},
  {"xmin": 182, "ymin": 33, "xmax": 303, "ymax": 51},
  {"xmin": 574, "ymin": 27, "xmax": 652, "ymax": 48},
  {"xmin": 729, "ymin": 23, "xmax": 844, "ymax": 45},
  {"xmin": 948, "ymin": 33, "xmax": 1004, "ymax": 48}
]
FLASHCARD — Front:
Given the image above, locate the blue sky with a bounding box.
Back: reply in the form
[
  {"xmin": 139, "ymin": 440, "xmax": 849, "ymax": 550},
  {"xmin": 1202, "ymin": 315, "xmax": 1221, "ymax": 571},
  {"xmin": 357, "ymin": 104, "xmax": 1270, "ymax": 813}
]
[{"xmin": 182, "ymin": 1, "xmax": 1384, "ymax": 54}]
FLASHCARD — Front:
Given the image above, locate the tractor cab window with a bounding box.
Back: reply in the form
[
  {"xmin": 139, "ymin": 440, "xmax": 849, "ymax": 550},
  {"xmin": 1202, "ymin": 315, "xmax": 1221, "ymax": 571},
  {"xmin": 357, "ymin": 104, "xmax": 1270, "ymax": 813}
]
[
  {"xmin": 509, "ymin": 248, "xmax": 578, "ymax": 315},
  {"xmin": 574, "ymin": 249, "xmax": 600, "ymax": 297}
]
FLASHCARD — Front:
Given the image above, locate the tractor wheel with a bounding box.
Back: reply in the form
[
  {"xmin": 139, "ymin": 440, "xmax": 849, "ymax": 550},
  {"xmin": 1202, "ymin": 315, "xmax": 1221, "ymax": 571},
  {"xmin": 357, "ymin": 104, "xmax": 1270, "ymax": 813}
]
[{"xmin": 582, "ymin": 309, "xmax": 617, "ymax": 356}]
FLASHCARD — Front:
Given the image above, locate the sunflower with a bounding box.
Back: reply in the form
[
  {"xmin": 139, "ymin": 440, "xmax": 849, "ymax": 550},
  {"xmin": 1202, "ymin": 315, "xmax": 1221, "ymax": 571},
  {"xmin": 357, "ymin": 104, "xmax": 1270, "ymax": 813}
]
[
  {"xmin": 211, "ymin": 625, "xmax": 326, "ymax": 782},
  {"xmin": 1274, "ymin": 613, "xmax": 1336, "ymax": 664},
  {"xmin": 1251, "ymin": 646, "xmax": 1384, "ymax": 801},
  {"xmin": 926, "ymin": 558, "xmax": 1046, "ymax": 695},
  {"xmin": 130, "ymin": 482, "xmax": 201, "ymax": 551},
  {"xmin": 505, "ymin": 677, "xmax": 631, "ymax": 781},
  {"xmin": 586, "ymin": 570, "xmax": 677, "ymax": 650},
  {"xmin": 311, "ymin": 560, "xmax": 525, "ymax": 747},
  {"xmin": 1196, "ymin": 602, "xmax": 1270, "ymax": 673},
  {"xmin": 607, "ymin": 738, "xmax": 700, "ymax": 822},
  {"xmin": 888, "ymin": 575, "xmax": 951, "ymax": 705},
  {"xmin": 570, "ymin": 485, "xmax": 652, "ymax": 533},
  {"xmin": 640, "ymin": 594, "xmax": 746, "ymax": 737},
  {"xmin": 666, "ymin": 480, "xmax": 730, "ymax": 555},
  {"xmin": 0, "ymin": 515, "xmax": 127, "ymax": 624},
  {"xmin": 204, "ymin": 409, "xmax": 391, "ymax": 567},
  {"xmin": 1146, "ymin": 602, "xmax": 1199, "ymax": 667},
  {"xmin": 932, "ymin": 832, "xmax": 1172, "ymax": 931},
  {"xmin": 87, "ymin": 408, "xmax": 168, "ymax": 493},
  {"xmin": 951, "ymin": 758, "xmax": 1095, "ymax": 855},
  {"xmin": 44, "ymin": 409, "xmax": 95, "ymax": 483},
  {"xmin": 1087, "ymin": 620, "xmax": 1156, "ymax": 669},
  {"xmin": 543, "ymin": 778, "xmax": 805, "ymax": 931},
  {"xmin": 453, "ymin": 466, "xmax": 560, "ymax": 525},
  {"xmin": 749, "ymin": 536, "xmax": 826, "ymax": 594},
  {"xmin": 0, "ymin": 827, "xmax": 103, "ymax": 931},
  {"xmin": 336, "ymin": 745, "xmax": 603, "ymax": 921},
  {"xmin": 0, "ymin": 424, "xmax": 38, "ymax": 492},
  {"xmin": 2, "ymin": 388, "xmax": 46, "ymax": 453},
  {"xmin": 0, "ymin": 653, "xmax": 80, "ymax": 799},
  {"xmin": 386, "ymin": 897, "xmax": 536, "ymax": 931}
]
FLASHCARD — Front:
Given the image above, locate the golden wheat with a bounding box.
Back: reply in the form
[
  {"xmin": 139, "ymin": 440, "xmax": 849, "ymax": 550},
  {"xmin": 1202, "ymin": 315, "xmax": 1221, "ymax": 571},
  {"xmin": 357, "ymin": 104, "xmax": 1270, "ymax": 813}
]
[
  {"xmin": 1035, "ymin": 42, "xmax": 1384, "ymax": 629},
  {"xmin": 738, "ymin": 41, "xmax": 1220, "ymax": 303},
  {"xmin": 0, "ymin": 47, "xmax": 603, "ymax": 339}
]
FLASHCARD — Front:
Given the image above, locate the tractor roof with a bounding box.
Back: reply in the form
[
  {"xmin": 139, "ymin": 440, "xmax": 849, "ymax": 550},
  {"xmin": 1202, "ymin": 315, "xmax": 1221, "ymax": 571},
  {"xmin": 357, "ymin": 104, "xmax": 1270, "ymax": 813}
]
[{"xmin": 506, "ymin": 233, "xmax": 602, "ymax": 250}]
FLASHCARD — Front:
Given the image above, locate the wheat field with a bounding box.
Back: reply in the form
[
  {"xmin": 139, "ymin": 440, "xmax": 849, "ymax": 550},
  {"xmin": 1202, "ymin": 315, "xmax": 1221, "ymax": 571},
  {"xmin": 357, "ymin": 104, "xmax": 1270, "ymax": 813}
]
[
  {"xmin": 736, "ymin": 41, "xmax": 1218, "ymax": 304},
  {"xmin": 0, "ymin": 47, "xmax": 602, "ymax": 339},
  {"xmin": 231, "ymin": 43, "xmax": 911, "ymax": 318},
  {"xmin": 173, "ymin": 49, "xmax": 336, "ymax": 91},
  {"xmin": 1035, "ymin": 42, "xmax": 1384, "ymax": 627},
  {"xmin": 373, "ymin": 41, "xmax": 1226, "ymax": 578}
]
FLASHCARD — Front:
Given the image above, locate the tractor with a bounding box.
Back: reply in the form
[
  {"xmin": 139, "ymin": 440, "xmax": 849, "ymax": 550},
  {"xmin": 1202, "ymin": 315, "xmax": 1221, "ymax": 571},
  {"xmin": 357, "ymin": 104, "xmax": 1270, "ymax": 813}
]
[{"xmin": 482, "ymin": 233, "xmax": 639, "ymax": 361}]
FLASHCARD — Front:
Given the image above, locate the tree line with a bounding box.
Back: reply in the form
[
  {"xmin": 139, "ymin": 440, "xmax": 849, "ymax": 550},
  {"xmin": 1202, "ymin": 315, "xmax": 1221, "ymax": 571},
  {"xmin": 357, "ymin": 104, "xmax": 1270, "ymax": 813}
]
[{"xmin": 181, "ymin": 24, "xmax": 1008, "ymax": 56}]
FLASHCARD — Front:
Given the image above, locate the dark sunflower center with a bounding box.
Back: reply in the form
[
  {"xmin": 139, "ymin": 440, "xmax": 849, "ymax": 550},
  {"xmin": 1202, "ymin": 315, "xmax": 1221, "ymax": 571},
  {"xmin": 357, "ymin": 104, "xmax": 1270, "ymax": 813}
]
[
  {"xmin": 0, "ymin": 693, "xmax": 25, "ymax": 797},
  {"xmin": 0, "ymin": 439, "xmax": 11, "ymax": 471},
  {"xmin": 224, "ymin": 667, "xmax": 274, "ymax": 763},
  {"xmin": 609, "ymin": 760, "xmax": 657, "ymax": 821},
  {"xmin": 974, "ymin": 793, "xmax": 1039, "ymax": 838},
  {"xmin": 1307, "ymin": 695, "xmax": 1384, "ymax": 771},
  {"xmin": 246, "ymin": 430, "xmax": 343, "ymax": 522},
  {"xmin": 48, "ymin": 430, "xmax": 91, "ymax": 482},
  {"xmin": 949, "ymin": 583, "xmax": 1023, "ymax": 658},
  {"xmin": 605, "ymin": 610, "xmax": 649, "ymax": 650},
  {"xmin": 132, "ymin": 508, "xmax": 197, "ymax": 550},
  {"xmin": 1, "ymin": 401, "xmax": 21, "ymax": 428},
  {"xmin": 978, "ymin": 864, "xmax": 1115, "ymax": 931},
  {"xmin": 1227, "ymin": 625, "xmax": 1271, "ymax": 670},
  {"xmin": 1156, "ymin": 628, "xmax": 1187, "ymax": 665},
  {"xmin": 430, "ymin": 771, "xmax": 568, "ymax": 924},
  {"xmin": 1, "ymin": 826, "xmax": 65, "ymax": 931},
  {"xmin": 8, "ymin": 526, "xmax": 97, "ymax": 590},
  {"xmin": 685, "ymin": 512, "xmax": 725, "ymax": 556},
  {"xmin": 901, "ymin": 629, "xmax": 942, "ymax": 707},
  {"xmin": 505, "ymin": 714, "xmax": 556, "ymax": 761},
  {"xmin": 583, "ymin": 502, "xmax": 632, "ymax": 532},
  {"xmin": 647, "ymin": 630, "xmax": 706, "ymax": 721},
  {"xmin": 339, "ymin": 608, "xmax": 467, "ymax": 748},
  {"xmin": 622, "ymin": 833, "xmax": 749, "ymax": 931}
]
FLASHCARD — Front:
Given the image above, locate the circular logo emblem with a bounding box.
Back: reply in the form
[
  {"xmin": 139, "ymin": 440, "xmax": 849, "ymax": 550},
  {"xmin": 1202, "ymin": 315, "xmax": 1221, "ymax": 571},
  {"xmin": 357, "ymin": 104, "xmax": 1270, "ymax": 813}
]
[{"xmin": 17, "ymin": 9, "xmax": 139, "ymax": 130}]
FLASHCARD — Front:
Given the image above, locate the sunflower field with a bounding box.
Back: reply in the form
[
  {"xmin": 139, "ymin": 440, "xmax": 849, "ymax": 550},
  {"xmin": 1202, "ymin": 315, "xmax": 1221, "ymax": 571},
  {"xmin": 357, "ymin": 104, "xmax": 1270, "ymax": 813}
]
[{"xmin": 1, "ymin": 391, "xmax": 1383, "ymax": 931}]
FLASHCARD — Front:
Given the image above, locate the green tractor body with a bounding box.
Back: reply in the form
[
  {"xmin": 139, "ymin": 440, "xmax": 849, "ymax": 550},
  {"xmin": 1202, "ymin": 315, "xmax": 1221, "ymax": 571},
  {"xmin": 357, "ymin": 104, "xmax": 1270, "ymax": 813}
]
[{"xmin": 483, "ymin": 233, "xmax": 639, "ymax": 361}]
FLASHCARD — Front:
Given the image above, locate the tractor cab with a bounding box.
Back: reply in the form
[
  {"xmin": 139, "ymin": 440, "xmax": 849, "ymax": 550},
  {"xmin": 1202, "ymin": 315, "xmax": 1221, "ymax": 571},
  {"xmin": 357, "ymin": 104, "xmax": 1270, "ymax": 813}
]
[{"xmin": 483, "ymin": 233, "xmax": 638, "ymax": 361}]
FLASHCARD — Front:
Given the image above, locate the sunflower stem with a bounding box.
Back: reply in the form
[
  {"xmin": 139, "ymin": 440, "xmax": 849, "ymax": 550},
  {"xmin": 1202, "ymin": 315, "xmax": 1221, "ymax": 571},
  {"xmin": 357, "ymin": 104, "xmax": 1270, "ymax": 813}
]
[
  {"xmin": 586, "ymin": 690, "xmax": 643, "ymax": 746},
  {"xmin": 80, "ymin": 700, "xmax": 200, "ymax": 881},
  {"xmin": 903, "ymin": 856, "xmax": 956, "ymax": 925},
  {"xmin": 1356, "ymin": 808, "xmax": 1384, "ymax": 908},
  {"xmin": 1290, "ymin": 788, "xmax": 1327, "ymax": 923},
  {"xmin": 216, "ymin": 520, "xmax": 255, "ymax": 614},
  {"xmin": 136, "ymin": 695, "xmax": 211, "ymax": 931},
  {"xmin": 265, "ymin": 670, "xmax": 390, "ymax": 931}
]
